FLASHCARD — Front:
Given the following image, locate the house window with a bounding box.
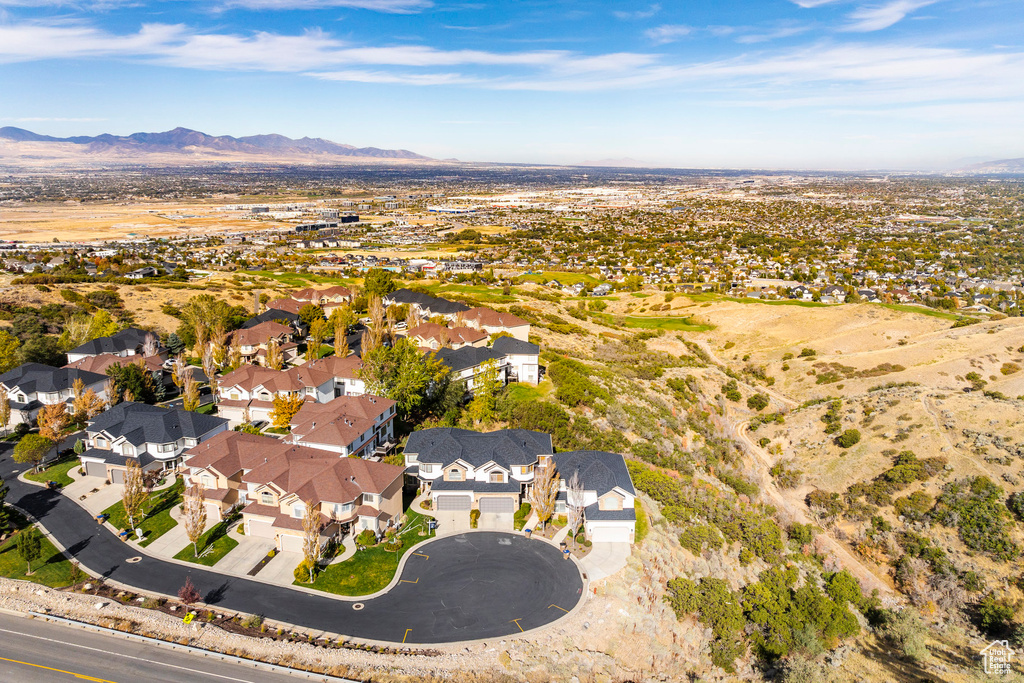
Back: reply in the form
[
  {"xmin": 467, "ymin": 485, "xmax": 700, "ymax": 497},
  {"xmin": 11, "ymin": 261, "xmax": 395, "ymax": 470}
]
[
  {"xmin": 158, "ymin": 443, "xmax": 174, "ymax": 453},
  {"xmin": 420, "ymin": 463, "xmax": 433, "ymax": 474},
  {"xmin": 121, "ymin": 445, "xmax": 134, "ymax": 456},
  {"xmin": 184, "ymin": 439, "xmax": 197, "ymax": 447},
  {"xmin": 260, "ymin": 492, "xmax": 274, "ymax": 505},
  {"xmin": 448, "ymin": 468, "xmax": 463, "ymax": 481},
  {"xmin": 292, "ymin": 503, "xmax": 305, "ymax": 519},
  {"xmin": 489, "ymin": 472, "xmax": 504, "ymax": 484},
  {"xmin": 333, "ymin": 503, "xmax": 352, "ymax": 516},
  {"xmin": 230, "ymin": 392, "xmax": 240, "ymax": 400},
  {"xmin": 201, "ymin": 475, "xmax": 214, "ymax": 488},
  {"xmin": 94, "ymin": 437, "xmax": 106, "ymax": 448}
]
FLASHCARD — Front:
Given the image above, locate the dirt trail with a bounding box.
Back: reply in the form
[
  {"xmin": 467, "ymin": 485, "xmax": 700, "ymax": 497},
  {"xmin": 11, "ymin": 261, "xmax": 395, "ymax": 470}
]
[
  {"xmin": 692, "ymin": 340, "xmax": 798, "ymax": 409},
  {"xmin": 731, "ymin": 421, "xmax": 894, "ymax": 597}
]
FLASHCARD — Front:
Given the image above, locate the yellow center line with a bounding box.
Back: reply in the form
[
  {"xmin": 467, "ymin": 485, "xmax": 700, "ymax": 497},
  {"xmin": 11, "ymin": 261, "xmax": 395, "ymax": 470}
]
[
  {"xmin": 398, "ymin": 577, "xmax": 419, "ymax": 584},
  {"xmin": 0, "ymin": 656, "xmax": 117, "ymax": 683},
  {"xmin": 509, "ymin": 618, "xmax": 524, "ymax": 632},
  {"xmin": 402, "ymin": 628, "xmax": 412, "ymax": 643},
  {"xmin": 412, "ymin": 552, "xmax": 429, "ymax": 559},
  {"xmin": 547, "ymin": 604, "xmax": 569, "ymax": 613}
]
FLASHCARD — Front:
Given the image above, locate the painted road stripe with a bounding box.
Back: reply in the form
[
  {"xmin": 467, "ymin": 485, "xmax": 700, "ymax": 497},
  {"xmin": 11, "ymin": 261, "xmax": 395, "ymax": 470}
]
[
  {"xmin": 398, "ymin": 577, "xmax": 419, "ymax": 584},
  {"xmin": 0, "ymin": 655, "xmax": 116, "ymax": 683},
  {"xmin": 412, "ymin": 552, "xmax": 429, "ymax": 559},
  {"xmin": 509, "ymin": 619, "xmax": 524, "ymax": 632},
  {"xmin": 547, "ymin": 604, "xmax": 569, "ymax": 613},
  {"xmin": 0, "ymin": 628, "xmax": 257, "ymax": 683},
  {"xmin": 402, "ymin": 629, "xmax": 412, "ymax": 643}
]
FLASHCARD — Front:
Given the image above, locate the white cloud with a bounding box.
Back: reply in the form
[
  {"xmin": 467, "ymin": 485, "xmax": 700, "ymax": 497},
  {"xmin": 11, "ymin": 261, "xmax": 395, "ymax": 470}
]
[
  {"xmin": 789, "ymin": 0, "xmax": 845, "ymax": 7},
  {"xmin": 613, "ymin": 4, "xmax": 660, "ymax": 20},
  {"xmin": 215, "ymin": 0, "xmax": 431, "ymax": 12},
  {"xmin": 645, "ymin": 24, "xmax": 692, "ymax": 44},
  {"xmin": 843, "ymin": 0, "xmax": 935, "ymax": 31}
]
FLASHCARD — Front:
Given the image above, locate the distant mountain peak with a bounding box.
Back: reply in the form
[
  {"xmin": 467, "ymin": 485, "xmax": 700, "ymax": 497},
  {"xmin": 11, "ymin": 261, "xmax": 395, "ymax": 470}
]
[{"xmin": 0, "ymin": 126, "xmax": 431, "ymax": 163}]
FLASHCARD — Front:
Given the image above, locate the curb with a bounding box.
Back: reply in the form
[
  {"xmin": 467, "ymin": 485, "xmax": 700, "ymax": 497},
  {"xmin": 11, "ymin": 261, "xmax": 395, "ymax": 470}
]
[
  {"xmin": 16, "ymin": 475, "xmax": 590, "ymax": 646},
  {"xmin": 0, "ymin": 606, "xmax": 359, "ymax": 682}
]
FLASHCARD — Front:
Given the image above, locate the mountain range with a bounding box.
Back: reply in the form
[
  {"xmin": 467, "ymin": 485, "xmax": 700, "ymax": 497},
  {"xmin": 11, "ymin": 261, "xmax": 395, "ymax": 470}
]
[{"xmin": 0, "ymin": 126, "xmax": 431, "ymax": 166}]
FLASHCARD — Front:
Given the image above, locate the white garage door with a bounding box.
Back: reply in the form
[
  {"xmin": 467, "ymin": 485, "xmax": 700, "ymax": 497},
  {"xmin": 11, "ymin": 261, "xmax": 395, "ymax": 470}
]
[
  {"xmin": 589, "ymin": 525, "xmax": 633, "ymax": 543},
  {"xmin": 479, "ymin": 497, "xmax": 515, "ymax": 513},
  {"xmin": 280, "ymin": 534, "xmax": 303, "ymax": 553},
  {"xmin": 247, "ymin": 519, "xmax": 275, "ymax": 539},
  {"xmin": 436, "ymin": 495, "xmax": 471, "ymax": 511}
]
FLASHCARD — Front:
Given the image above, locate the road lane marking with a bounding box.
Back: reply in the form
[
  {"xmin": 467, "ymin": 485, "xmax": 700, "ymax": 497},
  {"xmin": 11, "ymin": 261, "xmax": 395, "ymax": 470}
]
[
  {"xmin": 0, "ymin": 627, "xmax": 257, "ymax": 683},
  {"xmin": 412, "ymin": 552, "xmax": 429, "ymax": 559},
  {"xmin": 0, "ymin": 655, "xmax": 117, "ymax": 683},
  {"xmin": 509, "ymin": 618, "xmax": 524, "ymax": 632},
  {"xmin": 547, "ymin": 604, "xmax": 569, "ymax": 613},
  {"xmin": 402, "ymin": 629, "xmax": 412, "ymax": 643},
  {"xmin": 398, "ymin": 577, "xmax": 418, "ymax": 584}
]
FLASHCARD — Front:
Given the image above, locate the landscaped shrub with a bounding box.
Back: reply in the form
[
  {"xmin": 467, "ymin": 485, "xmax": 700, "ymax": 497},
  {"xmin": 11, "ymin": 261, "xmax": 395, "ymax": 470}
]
[
  {"xmin": 469, "ymin": 509, "xmax": 480, "ymax": 528},
  {"xmin": 294, "ymin": 559, "xmax": 318, "ymax": 583},
  {"xmin": 356, "ymin": 530, "xmax": 376, "ymax": 548}
]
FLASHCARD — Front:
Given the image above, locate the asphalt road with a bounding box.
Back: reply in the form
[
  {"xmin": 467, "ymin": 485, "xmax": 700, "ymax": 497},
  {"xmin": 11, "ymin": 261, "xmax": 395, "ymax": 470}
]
[
  {"xmin": 0, "ymin": 443, "xmax": 583, "ymax": 644},
  {"xmin": 0, "ymin": 611, "xmax": 313, "ymax": 683}
]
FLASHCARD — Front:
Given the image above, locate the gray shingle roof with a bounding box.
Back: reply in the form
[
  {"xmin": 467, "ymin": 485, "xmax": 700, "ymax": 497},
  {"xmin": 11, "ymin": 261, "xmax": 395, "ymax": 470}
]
[
  {"xmin": 406, "ymin": 427, "xmax": 551, "ymax": 469},
  {"xmin": 435, "ymin": 346, "xmax": 504, "ymax": 373},
  {"xmin": 492, "ymin": 336, "xmax": 539, "ymax": 356},
  {"xmin": 386, "ymin": 289, "xmax": 469, "ymax": 317},
  {"xmin": 552, "ymin": 450, "xmax": 636, "ymax": 497},
  {"xmin": 0, "ymin": 363, "xmax": 106, "ymax": 395},
  {"xmin": 87, "ymin": 401, "xmax": 227, "ymax": 446},
  {"xmin": 69, "ymin": 328, "xmax": 159, "ymax": 357},
  {"xmin": 429, "ymin": 479, "xmax": 521, "ymax": 493}
]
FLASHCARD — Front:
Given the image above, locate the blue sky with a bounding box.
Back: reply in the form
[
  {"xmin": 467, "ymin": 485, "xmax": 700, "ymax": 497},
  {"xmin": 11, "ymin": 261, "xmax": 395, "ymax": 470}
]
[{"xmin": 0, "ymin": 0, "xmax": 1021, "ymax": 169}]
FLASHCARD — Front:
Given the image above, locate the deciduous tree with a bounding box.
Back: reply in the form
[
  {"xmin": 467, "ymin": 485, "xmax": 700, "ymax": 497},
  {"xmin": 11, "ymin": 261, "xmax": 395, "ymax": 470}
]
[
  {"xmin": 37, "ymin": 403, "xmax": 70, "ymax": 441},
  {"xmin": 270, "ymin": 394, "xmax": 304, "ymax": 429},
  {"xmin": 530, "ymin": 460, "xmax": 560, "ymax": 531},
  {"xmin": 17, "ymin": 527, "xmax": 42, "ymax": 575},
  {"xmin": 178, "ymin": 576, "xmax": 200, "ymax": 606},
  {"xmin": 121, "ymin": 460, "xmax": 147, "ymax": 538},
  {"xmin": 358, "ymin": 338, "xmax": 449, "ymax": 416},
  {"xmin": 565, "ymin": 469, "xmax": 585, "ymax": 549},
  {"xmin": 0, "ymin": 329, "xmax": 21, "ymax": 373},
  {"xmin": 300, "ymin": 499, "xmax": 322, "ymax": 583},
  {"xmin": 182, "ymin": 374, "xmax": 200, "ymax": 412},
  {"xmin": 307, "ymin": 318, "xmax": 330, "ymax": 361},
  {"xmin": 466, "ymin": 358, "xmax": 501, "ymax": 425},
  {"xmin": 183, "ymin": 482, "xmax": 208, "ymax": 556},
  {"xmin": 13, "ymin": 434, "xmax": 53, "ymax": 473},
  {"xmin": 0, "ymin": 393, "xmax": 10, "ymax": 437},
  {"xmin": 265, "ymin": 338, "xmax": 283, "ymax": 371}
]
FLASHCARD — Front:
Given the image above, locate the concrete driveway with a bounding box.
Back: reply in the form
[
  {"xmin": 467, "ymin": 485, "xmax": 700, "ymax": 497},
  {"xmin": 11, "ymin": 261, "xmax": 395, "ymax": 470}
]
[
  {"xmin": 478, "ymin": 512, "xmax": 513, "ymax": 531},
  {"xmin": 258, "ymin": 550, "xmax": 303, "ymax": 585},
  {"xmin": 216, "ymin": 536, "xmax": 276, "ymax": 575},
  {"xmin": 581, "ymin": 542, "xmax": 631, "ymax": 581},
  {"xmin": 433, "ymin": 510, "xmax": 471, "ymax": 535}
]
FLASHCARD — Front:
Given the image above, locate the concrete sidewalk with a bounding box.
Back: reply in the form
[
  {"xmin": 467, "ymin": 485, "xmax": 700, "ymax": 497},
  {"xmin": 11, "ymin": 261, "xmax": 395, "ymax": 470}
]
[{"xmin": 141, "ymin": 504, "xmax": 214, "ymax": 559}]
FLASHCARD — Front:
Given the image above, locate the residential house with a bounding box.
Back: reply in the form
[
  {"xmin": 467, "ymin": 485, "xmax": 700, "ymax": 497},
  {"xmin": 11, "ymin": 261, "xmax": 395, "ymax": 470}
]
[
  {"xmin": 216, "ymin": 364, "xmax": 335, "ymax": 424},
  {"xmin": 66, "ymin": 327, "xmax": 166, "ymax": 364},
  {"xmin": 461, "ymin": 307, "xmax": 531, "ymax": 342},
  {"xmin": 240, "ymin": 441, "xmax": 406, "ymax": 551},
  {"xmin": 434, "ymin": 346, "xmax": 507, "ymax": 392},
  {"xmin": 405, "ymin": 323, "xmax": 487, "ymax": 350},
  {"xmin": 80, "ymin": 402, "xmax": 229, "ymax": 482},
  {"xmin": 304, "ymin": 354, "xmax": 365, "ymax": 397},
  {"xmin": 404, "ymin": 428, "xmax": 552, "ymax": 524},
  {"xmin": 291, "ymin": 286, "xmax": 353, "ymax": 315},
  {"xmin": 181, "ymin": 430, "xmax": 271, "ymax": 521},
  {"xmin": 241, "ymin": 308, "xmax": 302, "ymax": 333},
  {"xmin": 493, "ymin": 336, "xmax": 540, "ymax": 385},
  {"xmin": 286, "ymin": 394, "xmax": 397, "ymax": 458},
  {"xmin": 228, "ymin": 321, "xmax": 298, "ymax": 367},
  {"xmin": 383, "ymin": 289, "xmax": 469, "ymax": 322},
  {"xmin": 0, "ymin": 363, "xmax": 107, "ymax": 426},
  {"xmin": 552, "ymin": 450, "xmax": 637, "ymax": 543}
]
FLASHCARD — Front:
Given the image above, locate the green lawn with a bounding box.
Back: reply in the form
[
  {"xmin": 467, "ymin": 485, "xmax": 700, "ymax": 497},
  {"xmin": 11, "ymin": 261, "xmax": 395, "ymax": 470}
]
[
  {"xmin": 514, "ymin": 502, "xmax": 532, "ymax": 531},
  {"xmin": 23, "ymin": 457, "xmax": 79, "ymax": 487},
  {"xmin": 264, "ymin": 426, "xmax": 289, "ymax": 435},
  {"xmin": 618, "ymin": 316, "xmax": 714, "ymax": 332},
  {"xmin": 301, "ymin": 508, "xmax": 435, "ymax": 596},
  {"xmin": 103, "ymin": 478, "xmax": 184, "ymax": 547},
  {"xmin": 516, "ymin": 271, "xmax": 600, "ymax": 286},
  {"xmin": 173, "ymin": 519, "xmax": 239, "ymax": 566},
  {"xmin": 0, "ymin": 511, "xmax": 76, "ymax": 588}
]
